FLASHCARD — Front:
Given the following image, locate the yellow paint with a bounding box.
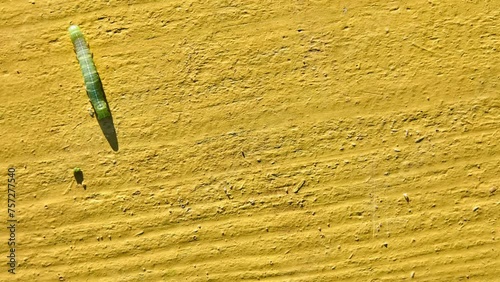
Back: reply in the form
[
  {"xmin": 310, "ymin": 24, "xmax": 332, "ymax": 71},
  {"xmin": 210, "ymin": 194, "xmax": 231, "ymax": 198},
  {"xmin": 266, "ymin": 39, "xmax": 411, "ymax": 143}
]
[{"xmin": 0, "ymin": 0, "xmax": 498, "ymax": 281}]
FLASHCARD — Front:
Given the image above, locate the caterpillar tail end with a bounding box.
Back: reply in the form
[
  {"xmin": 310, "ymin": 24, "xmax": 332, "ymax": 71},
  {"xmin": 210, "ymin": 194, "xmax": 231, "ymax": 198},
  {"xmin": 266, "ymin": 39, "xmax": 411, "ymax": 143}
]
[{"xmin": 94, "ymin": 104, "xmax": 111, "ymax": 120}]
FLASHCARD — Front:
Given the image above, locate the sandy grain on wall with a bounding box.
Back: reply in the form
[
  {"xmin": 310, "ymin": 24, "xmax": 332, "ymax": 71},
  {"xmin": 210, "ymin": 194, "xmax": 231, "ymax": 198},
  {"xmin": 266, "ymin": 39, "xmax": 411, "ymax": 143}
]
[{"xmin": 0, "ymin": 0, "xmax": 499, "ymax": 281}]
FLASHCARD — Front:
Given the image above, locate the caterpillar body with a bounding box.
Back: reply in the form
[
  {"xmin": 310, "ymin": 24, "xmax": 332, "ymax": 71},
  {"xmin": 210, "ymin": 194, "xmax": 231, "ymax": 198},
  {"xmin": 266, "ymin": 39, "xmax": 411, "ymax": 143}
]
[{"xmin": 68, "ymin": 25, "xmax": 111, "ymax": 120}]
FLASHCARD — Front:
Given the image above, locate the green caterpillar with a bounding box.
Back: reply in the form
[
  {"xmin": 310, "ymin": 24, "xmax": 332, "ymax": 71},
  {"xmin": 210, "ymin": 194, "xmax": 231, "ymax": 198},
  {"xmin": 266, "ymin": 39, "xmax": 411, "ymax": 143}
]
[{"xmin": 68, "ymin": 25, "xmax": 111, "ymax": 120}]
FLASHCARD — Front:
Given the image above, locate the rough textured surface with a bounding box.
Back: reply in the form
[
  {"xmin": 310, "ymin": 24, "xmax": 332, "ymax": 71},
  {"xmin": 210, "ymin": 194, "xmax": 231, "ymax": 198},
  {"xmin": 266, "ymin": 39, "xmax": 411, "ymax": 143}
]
[{"xmin": 0, "ymin": 0, "xmax": 499, "ymax": 281}]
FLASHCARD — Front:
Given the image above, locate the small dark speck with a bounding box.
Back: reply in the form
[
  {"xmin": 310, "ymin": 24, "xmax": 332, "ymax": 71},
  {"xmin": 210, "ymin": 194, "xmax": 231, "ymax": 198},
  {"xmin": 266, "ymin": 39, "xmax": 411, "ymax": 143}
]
[
  {"xmin": 415, "ymin": 136, "xmax": 425, "ymax": 143},
  {"xmin": 297, "ymin": 29, "xmax": 303, "ymax": 32},
  {"xmin": 241, "ymin": 151, "xmax": 246, "ymax": 158}
]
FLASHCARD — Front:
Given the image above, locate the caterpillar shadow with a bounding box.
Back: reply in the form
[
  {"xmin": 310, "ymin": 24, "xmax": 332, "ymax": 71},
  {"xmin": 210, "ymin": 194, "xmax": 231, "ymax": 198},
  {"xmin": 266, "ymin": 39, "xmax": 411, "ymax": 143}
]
[
  {"xmin": 97, "ymin": 115, "xmax": 119, "ymax": 151},
  {"xmin": 94, "ymin": 86, "xmax": 119, "ymax": 151}
]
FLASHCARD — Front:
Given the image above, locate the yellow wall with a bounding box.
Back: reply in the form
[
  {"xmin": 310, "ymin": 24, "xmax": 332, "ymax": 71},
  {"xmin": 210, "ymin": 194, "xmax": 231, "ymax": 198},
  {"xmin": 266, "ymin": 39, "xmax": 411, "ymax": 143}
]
[{"xmin": 0, "ymin": 0, "xmax": 498, "ymax": 281}]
